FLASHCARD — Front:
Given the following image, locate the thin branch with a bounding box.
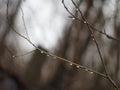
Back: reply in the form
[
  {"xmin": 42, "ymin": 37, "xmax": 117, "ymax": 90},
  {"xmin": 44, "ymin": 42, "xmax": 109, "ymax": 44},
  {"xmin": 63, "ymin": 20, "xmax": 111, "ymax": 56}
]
[
  {"xmin": 62, "ymin": 0, "xmax": 83, "ymax": 22},
  {"xmin": 62, "ymin": 0, "xmax": 120, "ymax": 42},
  {"xmin": 20, "ymin": 7, "xmax": 30, "ymax": 40},
  {"xmin": 90, "ymin": 25, "xmax": 120, "ymax": 41},
  {"xmin": 71, "ymin": 0, "xmax": 107, "ymax": 75},
  {"xmin": 6, "ymin": 0, "xmax": 107, "ymax": 78},
  {"xmin": 13, "ymin": 49, "xmax": 36, "ymax": 58},
  {"xmin": 70, "ymin": 0, "xmax": 120, "ymax": 89}
]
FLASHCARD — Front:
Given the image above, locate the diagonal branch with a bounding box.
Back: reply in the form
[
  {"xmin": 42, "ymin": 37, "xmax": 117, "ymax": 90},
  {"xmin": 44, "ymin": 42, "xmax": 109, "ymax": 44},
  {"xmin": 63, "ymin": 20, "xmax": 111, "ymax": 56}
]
[{"xmin": 69, "ymin": 0, "xmax": 120, "ymax": 89}]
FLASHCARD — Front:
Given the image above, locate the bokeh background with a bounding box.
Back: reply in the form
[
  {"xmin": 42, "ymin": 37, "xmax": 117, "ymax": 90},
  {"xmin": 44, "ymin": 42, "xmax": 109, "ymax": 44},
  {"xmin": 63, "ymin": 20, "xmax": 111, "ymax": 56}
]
[{"xmin": 0, "ymin": 0, "xmax": 120, "ymax": 90}]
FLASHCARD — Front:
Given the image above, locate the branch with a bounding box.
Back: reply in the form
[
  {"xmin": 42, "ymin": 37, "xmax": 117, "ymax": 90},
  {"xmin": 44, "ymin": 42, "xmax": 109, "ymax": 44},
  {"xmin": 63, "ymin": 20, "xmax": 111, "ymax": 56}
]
[
  {"xmin": 69, "ymin": 0, "xmax": 119, "ymax": 89},
  {"xmin": 62, "ymin": 0, "xmax": 120, "ymax": 42},
  {"xmin": 6, "ymin": 0, "xmax": 107, "ymax": 79}
]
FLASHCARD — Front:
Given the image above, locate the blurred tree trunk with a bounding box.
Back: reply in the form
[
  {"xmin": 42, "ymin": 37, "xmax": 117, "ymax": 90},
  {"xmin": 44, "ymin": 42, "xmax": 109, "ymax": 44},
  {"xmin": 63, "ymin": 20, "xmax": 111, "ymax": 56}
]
[
  {"xmin": 24, "ymin": 46, "xmax": 47, "ymax": 89},
  {"xmin": 0, "ymin": 0, "xmax": 21, "ymax": 73},
  {"xmin": 0, "ymin": 1, "xmax": 24, "ymax": 90}
]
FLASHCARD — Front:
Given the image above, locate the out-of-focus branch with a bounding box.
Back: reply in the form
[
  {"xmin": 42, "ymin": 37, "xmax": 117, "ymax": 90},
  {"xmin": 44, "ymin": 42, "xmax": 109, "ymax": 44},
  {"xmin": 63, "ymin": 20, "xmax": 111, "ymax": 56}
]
[{"xmin": 20, "ymin": 7, "xmax": 30, "ymax": 40}]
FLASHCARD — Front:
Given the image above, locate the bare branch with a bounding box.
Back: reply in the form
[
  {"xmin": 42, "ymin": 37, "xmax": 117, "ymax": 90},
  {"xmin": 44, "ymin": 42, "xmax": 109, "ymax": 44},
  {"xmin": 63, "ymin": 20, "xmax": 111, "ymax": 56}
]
[
  {"xmin": 70, "ymin": 0, "xmax": 120, "ymax": 89},
  {"xmin": 6, "ymin": 0, "xmax": 107, "ymax": 79},
  {"xmin": 62, "ymin": 0, "xmax": 120, "ymax": 42}
]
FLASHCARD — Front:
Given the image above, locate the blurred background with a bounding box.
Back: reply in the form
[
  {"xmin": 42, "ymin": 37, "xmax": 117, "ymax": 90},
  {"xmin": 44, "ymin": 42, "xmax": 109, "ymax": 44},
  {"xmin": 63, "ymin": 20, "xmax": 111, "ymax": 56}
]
[{"xmin": 0, "ymin": 0, "xmax": 120, "ymax": 90}]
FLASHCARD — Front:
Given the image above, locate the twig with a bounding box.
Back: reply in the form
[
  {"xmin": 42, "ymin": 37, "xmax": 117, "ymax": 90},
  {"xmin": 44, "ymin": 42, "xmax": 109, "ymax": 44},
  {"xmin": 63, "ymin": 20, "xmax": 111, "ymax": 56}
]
[
  {"xmin": 13, "ymin": 49, "xmax": 36, "ymax": 58},
  {"xmin": 62, "ymin": 0, "xmax": 83, "ymax": 22},
  {"xmin": 20, "ymin": 7, "xmax": 30, "ymax": 40},
  {"xmin": 63, "ymin": 0, "xmax": 120, "ymax": 42}
]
